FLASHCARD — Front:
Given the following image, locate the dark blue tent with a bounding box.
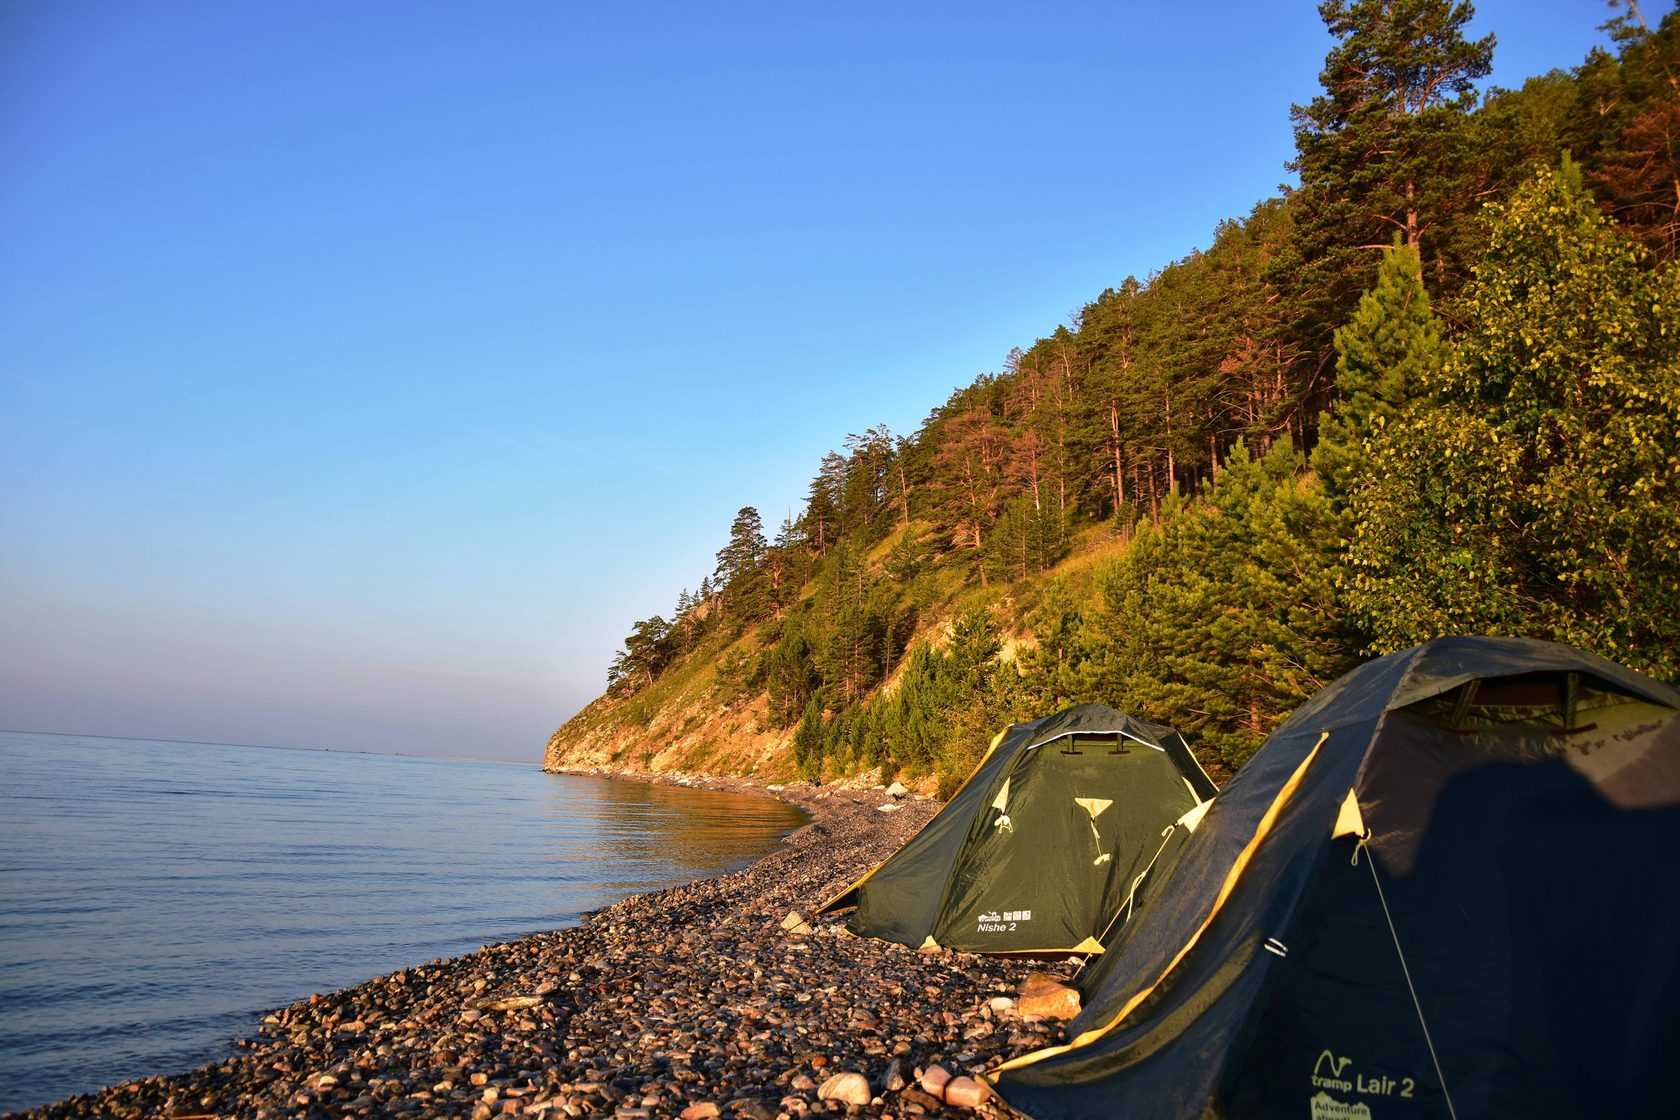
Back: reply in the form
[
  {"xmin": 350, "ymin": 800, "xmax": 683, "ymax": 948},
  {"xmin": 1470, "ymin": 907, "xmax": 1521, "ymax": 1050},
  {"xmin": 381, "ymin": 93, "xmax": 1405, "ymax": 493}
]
[{"xmin": 992, "ymin": 637, "xmax": 1680, "ymax": 1119}]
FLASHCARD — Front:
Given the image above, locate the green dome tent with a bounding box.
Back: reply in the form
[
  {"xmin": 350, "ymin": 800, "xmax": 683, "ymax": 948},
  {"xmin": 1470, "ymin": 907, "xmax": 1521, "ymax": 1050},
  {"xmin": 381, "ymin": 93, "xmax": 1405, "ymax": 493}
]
[
  {"xmin": 816, "ymin": 703, "xmax": 1216, "ymax": 955},
  {"xmin": 992, "ymin": 637, "xmax": 1680, "ymax": 1119}
]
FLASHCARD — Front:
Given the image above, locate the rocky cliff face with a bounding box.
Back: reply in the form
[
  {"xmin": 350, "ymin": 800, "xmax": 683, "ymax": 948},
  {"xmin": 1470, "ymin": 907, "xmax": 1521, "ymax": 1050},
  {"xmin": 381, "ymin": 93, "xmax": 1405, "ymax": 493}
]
[{"xmin": 542, "ymin": 686, "xmax": 798, "ymax": 779}]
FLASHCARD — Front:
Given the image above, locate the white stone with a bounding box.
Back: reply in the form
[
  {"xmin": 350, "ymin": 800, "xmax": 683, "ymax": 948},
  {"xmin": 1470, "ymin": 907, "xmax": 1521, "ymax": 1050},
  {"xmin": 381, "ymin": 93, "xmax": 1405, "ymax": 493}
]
[{"xmin": 816, "ymin": 1071, "xmax": 872, "ymax": 1106}]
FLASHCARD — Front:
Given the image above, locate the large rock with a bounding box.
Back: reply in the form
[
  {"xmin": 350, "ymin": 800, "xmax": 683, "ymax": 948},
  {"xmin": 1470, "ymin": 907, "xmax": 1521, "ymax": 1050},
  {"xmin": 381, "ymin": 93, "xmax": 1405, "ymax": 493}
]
[
  {"xmin": 816, "ymin": 1072, "xmax": 872, "ymax": 1105},
  {"xmin": 944, "ymin": 1076, "xmax": 991, "ymax": 1109},
  {"xmin": 1018, "ymin": 972, "xmax": 1083, "ymax": 1020},
  {"xmin": 918, "ymin": 1063, "xmax": 952, "ymax": 1099}
]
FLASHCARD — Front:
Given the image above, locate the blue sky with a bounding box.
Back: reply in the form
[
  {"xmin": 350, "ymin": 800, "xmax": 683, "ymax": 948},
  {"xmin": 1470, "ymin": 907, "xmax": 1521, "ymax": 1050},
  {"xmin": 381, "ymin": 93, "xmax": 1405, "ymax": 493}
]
[{"xmin": 1, "ymin": 0, "xmax": 1664, "ymax": 760}]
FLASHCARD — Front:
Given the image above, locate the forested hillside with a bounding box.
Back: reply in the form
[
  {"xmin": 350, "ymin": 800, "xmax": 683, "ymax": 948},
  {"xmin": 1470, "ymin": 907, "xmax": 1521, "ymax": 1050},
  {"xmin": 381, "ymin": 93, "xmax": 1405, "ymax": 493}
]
[{"xmin": 546, "ymin": 1, "xmax": 1680, "ymax": 791}]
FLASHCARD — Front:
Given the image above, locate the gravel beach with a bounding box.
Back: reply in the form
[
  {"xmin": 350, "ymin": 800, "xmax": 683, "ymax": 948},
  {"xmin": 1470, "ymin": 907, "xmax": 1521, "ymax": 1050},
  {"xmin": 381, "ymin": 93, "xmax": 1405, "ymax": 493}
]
[{"xmin": 13, "ymin": 775, "xmax": 1070, "ymax": 1120}]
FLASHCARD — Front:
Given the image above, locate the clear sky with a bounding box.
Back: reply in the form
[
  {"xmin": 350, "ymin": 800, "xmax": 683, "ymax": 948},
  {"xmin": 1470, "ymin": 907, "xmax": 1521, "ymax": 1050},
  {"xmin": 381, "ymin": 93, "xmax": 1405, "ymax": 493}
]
[{"xmin": 1, "ymin": 0, "xmax": 1665, "ymax": 761}]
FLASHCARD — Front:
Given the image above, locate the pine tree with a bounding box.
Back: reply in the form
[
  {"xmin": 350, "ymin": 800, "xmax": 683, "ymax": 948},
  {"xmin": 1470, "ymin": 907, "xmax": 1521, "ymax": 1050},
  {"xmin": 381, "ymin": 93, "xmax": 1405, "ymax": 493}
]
[
  {"xmin": 802, "ymin": 454, "xmax": 845, "ymax": 555},
  {"xmin": 1572, "ymin": 8, "xmax": 1680, "ymax": 259},
  {"xmin": 1282, "ymin": 0, "xmax": 1494, "ymax": 366},
  {"xmin": 930, "ymin": 402, "xmax": 1011, "ymax": 586},
  {"xmin": 1311, "ymin": 238, "xmax": 1444, "ymax": 505},
  {"xmin": 606, "ymin": 615, "xmax": 673, "ymax": 693},
  {"xmin": 1019, "ymin": 578, "xmax": 1093, "ymax": 709},
  {"xmin": 1202, "ymin": 441, "xmax": 1349, "ymax": 766},
  {"xmin": 765, "ymin": 626, "xmax": 820, "ymax": 729},
  {"xmin": 792, "ymin": 698, "xmax": 827, "ymax": 781},
  {"xmin": 1081, "ymin": 442, "xmax": 1347, "ymax": 772},
  {"xmin": 714, "ymin": 506, "xmax": 768, "ymax": 621}
]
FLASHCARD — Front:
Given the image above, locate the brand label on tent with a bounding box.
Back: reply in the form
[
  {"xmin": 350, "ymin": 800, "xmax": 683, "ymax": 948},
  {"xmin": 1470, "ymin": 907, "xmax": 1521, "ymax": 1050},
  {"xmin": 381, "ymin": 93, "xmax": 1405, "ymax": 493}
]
[
  {"xmin": 1309, "ymin": 1051, "xmax": 1416, "ymax": 1107},
  {"xmin": 976, "ymin": 909, "xmax": 1032, "ymax": 933},
  {"xmin": 1308, "ymin": 1092, "xmax": 1372, "ymax": 1120}
]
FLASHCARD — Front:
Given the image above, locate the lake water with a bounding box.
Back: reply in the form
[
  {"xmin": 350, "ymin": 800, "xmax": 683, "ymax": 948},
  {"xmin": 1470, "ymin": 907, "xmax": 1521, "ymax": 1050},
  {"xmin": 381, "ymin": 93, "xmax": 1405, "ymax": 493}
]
[{"xmin": 0, "ymin": 731, "xmax": 807, "ymax": 1114}]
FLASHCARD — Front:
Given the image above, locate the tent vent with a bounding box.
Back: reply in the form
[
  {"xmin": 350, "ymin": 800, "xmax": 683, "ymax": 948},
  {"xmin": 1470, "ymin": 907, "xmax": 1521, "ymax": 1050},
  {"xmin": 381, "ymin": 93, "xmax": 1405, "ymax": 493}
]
[
  {"xmin": 1551, "ymin": 671, "xmax": 1599, "ymax": 735},
  {"xmin": 1448, "ymin": 680, "xmax": 1480, "ymax": 728}
]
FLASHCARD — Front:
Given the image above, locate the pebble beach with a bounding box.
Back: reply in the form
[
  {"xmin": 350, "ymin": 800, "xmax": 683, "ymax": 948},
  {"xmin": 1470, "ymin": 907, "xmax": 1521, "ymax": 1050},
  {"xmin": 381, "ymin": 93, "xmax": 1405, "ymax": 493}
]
[{"xmin": 13, "ymin": 775, "xmax": 1071, "ymax": 1120}]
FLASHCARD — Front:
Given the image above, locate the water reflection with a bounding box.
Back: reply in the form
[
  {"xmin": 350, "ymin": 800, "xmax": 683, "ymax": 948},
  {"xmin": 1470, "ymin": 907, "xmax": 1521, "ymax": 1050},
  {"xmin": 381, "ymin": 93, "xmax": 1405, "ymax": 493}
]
[{"xmin": 539, "ymin": 774, "xmax": 807, "ymax": 877}]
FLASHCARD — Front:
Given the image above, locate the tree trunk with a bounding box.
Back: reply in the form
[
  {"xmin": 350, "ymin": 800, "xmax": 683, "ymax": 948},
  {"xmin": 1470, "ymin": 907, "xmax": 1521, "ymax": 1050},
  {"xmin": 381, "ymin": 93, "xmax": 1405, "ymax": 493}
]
[
  {"xmin": 1110, "ymin": 403, "xmax": 1125, "ymax": 516},
  {"xmin": 1163, "ymin": 384, "xmax": 1177, "ymax": 495},
  {"xmin": 1146, "ymin": 458, "xmax": 1160, "ymax": 524},
  {"xmin": 1406, "ymin": 179, "xmax": 1423, "ymax": 270},
  {"xmin": 897, "ymin": 460, "xmax": 911, "ymax": 528}
]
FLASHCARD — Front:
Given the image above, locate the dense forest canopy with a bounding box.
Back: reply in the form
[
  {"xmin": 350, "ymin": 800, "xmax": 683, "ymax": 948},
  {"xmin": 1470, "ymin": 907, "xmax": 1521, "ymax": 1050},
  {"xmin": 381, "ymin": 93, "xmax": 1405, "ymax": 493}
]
[{"xmin": 587, "ymin": 1, "xmax": 1680, "ymax": 791}]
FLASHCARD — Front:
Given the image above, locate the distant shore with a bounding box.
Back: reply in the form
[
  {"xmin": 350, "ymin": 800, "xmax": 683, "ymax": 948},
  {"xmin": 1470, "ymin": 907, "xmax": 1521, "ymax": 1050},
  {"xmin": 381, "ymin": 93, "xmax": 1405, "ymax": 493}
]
[{"xmin": 14, "ymin": 771, "xmax": 1063, "ymax": 1119}]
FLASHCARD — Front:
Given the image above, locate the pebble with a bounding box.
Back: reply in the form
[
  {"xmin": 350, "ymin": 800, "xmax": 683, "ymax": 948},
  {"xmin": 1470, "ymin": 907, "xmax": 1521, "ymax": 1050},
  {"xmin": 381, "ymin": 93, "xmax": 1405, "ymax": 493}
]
[{"xmin": 16, "ymin": 777, "xmax": 1063, "ymax": 1120}]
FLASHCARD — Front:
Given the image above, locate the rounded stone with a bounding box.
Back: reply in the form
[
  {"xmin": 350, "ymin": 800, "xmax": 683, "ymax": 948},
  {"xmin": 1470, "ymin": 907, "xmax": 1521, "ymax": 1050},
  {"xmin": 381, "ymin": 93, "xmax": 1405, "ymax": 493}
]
[{"xmin": 816, "ymin": 1072, "xmax": 872, "ymax": 1106}]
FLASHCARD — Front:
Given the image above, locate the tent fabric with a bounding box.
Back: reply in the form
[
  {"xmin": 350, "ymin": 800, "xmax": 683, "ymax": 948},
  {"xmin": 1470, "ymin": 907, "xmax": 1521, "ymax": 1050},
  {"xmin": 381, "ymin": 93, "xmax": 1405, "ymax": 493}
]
[
  {"xmin": 992, "ymin": 636, "xmax": 1680, "ymax": 1119},
  {"xmin": 816, "ymin": 703, "xmax": 1214, "ymax": 954}
]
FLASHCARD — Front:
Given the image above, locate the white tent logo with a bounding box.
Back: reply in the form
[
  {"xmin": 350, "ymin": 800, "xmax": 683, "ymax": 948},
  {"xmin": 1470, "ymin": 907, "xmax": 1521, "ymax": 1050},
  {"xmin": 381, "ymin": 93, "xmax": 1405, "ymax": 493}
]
[
  {"xmin": 1075, "ymin": 797, "xmax": 1114, "ymax": 865},
  {"xmin": 1314, "ymin": 1052, "xmax": 1353, "ymax": 1079},
  {"xmin": 992, "ymin": 779, "xmax": 1013, "ymax": 834},
  {"xmin": 1311, "ymin": 1051, "xmax": 1353, "ymax": 1091}
]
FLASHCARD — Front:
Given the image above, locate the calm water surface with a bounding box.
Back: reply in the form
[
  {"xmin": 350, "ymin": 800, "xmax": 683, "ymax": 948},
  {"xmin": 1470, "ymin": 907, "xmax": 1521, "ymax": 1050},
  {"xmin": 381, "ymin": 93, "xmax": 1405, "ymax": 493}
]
[{"xmin": 0, "ymin": 731, "xmax": 806, "ymax": 1114}]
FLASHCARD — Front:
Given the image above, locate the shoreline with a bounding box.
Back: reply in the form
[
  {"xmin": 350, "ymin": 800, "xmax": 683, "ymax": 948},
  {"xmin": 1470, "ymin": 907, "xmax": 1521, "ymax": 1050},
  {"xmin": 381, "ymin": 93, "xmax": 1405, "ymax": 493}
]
[{"xmin": 14, "ymin": 770, "xmax": 1068, "ymax": 1119}]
